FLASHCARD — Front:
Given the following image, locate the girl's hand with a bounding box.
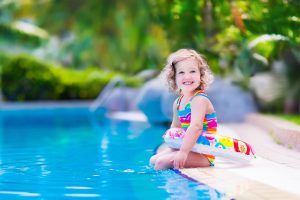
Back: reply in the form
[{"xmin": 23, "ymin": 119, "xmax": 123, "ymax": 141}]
[{"xmin": 173, "ymin": 151, "xmax": 189, "ymax": 169}]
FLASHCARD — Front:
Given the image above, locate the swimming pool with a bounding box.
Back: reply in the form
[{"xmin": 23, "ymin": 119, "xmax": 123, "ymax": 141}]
[{"xmin": 0, "ymin": 106, "xmax": 223, "ymax": 199}]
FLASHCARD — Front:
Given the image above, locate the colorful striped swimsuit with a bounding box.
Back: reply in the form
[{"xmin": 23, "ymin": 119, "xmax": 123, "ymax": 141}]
[{"xmin": 176, "ymin": 90, "xmax": 217, "ymax": 165}]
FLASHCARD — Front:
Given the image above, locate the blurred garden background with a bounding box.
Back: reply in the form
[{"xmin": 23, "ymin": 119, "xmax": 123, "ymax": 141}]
[{"xmin": 0, "ymin": 0, "xmax": 300, "ymax": 117}]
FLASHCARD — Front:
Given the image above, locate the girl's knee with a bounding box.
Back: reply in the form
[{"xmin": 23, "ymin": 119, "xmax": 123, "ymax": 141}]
[
  {"xmin": 149, "ymin": 155, "xmax": 157, "ymax": 165},
  {"xmin": 154, "ymin": 157, "xmax": 173, "ymax": 170}
]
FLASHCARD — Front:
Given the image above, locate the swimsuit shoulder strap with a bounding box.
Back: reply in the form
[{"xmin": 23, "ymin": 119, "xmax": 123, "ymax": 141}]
[
  {"xmin": 176, "ymin": 95, "xmax": 184, "ymax": 110},
  {"xmin": 191, "ymin": 90, "xmax": 209, "ymax": 101}
]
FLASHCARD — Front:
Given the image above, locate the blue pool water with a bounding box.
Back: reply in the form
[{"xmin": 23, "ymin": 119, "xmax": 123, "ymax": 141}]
[{"xmin": 0, "ymin": 106, "xmax": 223, "ymax": 199}]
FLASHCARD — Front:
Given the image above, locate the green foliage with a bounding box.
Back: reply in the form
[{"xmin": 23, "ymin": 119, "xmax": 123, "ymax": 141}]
[
  {"xmin": 151, "ymin": 0, "xmax": 205, "ymax": 49},
  {"xmin": 1, "ymin": 0, "xmax": 300, "ymax": 112},
  {"xmin": 2, "ymin": 0, "xmax": 300, "ymax": 74},
  {"xmin": 0, "ymin": 52, "xmax": 12, "ymax": 67},
  {"xmin": 27, "ymin": 0, "xmax": 168, "ymax": 73},
  {"xmin": 244, "ymin": 0, "xmax": 300, "ymax": 44},
  {"xmin": 0, "ymin": 53, "xmax": 13, "ymax": 88},
  {"xmin": 51, "ymin": 67, "xmax": 115, "ymax": 100},
  {"xmin": 0, "ymin": 23, "xmax": 46, "ymax": 47},
  {"xmin": 2, "ymin": 55, "xmax": 61, "ymax": 101},
  {"xmin": 248, "ymin": 34, "xmax": 290, "ymax": 60},
  {"xmin": 1, "ymin": 55, "xmax": 143, "ymax": 101}
]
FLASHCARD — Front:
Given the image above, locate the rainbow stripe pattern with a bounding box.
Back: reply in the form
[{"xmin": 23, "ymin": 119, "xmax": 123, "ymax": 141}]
[{"xmin": 176, "ymin": 90, "xmax": 218, "ymax": 165}]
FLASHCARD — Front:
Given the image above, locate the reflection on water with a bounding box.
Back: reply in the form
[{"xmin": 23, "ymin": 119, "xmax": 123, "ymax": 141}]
[{"xmin": 159, "ymin": 170, "xmax": 223, "ymax": 199}]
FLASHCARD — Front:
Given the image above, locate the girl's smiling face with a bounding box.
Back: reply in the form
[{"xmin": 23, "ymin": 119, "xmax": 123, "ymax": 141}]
[{"xmin": 175, "ymin": 57, "xmax": 201, "ymax": 95}]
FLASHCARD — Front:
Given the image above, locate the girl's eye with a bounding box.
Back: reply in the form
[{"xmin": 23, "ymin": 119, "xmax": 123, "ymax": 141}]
[
  {"xmin": 178, "ymin": 71, "xmax": 184, "ymax": 74},
  {"xmin": 190, "ymin": 70, "xmax": 196, "ymax": 73}
]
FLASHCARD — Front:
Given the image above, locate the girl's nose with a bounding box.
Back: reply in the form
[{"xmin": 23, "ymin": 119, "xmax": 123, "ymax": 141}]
[{"xmin": 184, "ymin": 73, "xmax": 191, "ymax": 79}]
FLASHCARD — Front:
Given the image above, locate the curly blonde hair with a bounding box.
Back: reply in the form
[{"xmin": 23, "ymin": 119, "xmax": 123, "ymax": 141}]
[{"xmin": 161, "ymin": 49, "xmax": 214, "ymax": 94}]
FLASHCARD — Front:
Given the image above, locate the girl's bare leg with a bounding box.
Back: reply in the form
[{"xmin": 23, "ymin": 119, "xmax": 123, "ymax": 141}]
[
  {"xmin": 154, "ymin": 151, "xmax": 178, "ymax": 170},
  {"xmin": 154, "ymin": 151, "xmax": 211, "ymax": 170},
  {"xmin": 149, "ymin": 147, "xmax": 175, "ymax": 165},
  {"xmin": 183, "ymin": 152, "xmax": 211, "ymax": 168}
]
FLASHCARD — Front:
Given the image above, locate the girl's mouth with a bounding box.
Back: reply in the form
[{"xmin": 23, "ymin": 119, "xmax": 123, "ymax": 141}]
[{"xmin": 183, "ymin": 81, "xmax": 193, "ymax": 85}]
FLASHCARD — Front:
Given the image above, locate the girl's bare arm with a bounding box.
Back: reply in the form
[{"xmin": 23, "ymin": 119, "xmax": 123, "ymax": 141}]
[
  {"xmin": 179, "ymin": 96, "xmax": 209, "ymax": 153},
  {"xmin": 170, "ymin": 100, "xmax": 182, "ymax": 128}
]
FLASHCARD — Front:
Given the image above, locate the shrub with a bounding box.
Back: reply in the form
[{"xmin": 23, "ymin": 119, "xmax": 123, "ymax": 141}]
[
  {"xmin": 1, "ymin": 55, "xmax": 143, "ymax": 101},
  {"xmin": 2, "ymin": 55, "xmax": 61, "ymax": 100},
  {"xmin": 0, "ymin": 53, "xmax": 12, "ymax": 89}
]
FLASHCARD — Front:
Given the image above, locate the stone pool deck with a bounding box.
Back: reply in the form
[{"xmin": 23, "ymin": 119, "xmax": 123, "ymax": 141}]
[{"xmin": 157, "ymin": 114, "xmax": 300, "ymax": 199}]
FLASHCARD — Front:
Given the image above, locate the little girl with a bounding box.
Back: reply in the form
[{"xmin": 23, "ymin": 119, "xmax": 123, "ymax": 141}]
[{"xmin": 150, "ymin": 49, "xmax": 217, "ymax": 170}]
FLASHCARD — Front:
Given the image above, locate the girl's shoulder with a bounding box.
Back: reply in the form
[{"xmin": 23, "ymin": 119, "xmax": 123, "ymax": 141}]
[
  {"xmin": 190, "ymin": 90, "xmax": 215, "ymax": 113},
  {"xmin": 190, "ymin": 90, "xmax": 212, "ymax": 108},
  {"xmin": 191, "ymin": 90, "xmax": 209, "ymax": 100}
]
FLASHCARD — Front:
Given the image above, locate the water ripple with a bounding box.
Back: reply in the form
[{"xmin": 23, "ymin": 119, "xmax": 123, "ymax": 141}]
[{"xmin": 0, "ymin": 191, "xmax": 40, "ymax": 197}]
